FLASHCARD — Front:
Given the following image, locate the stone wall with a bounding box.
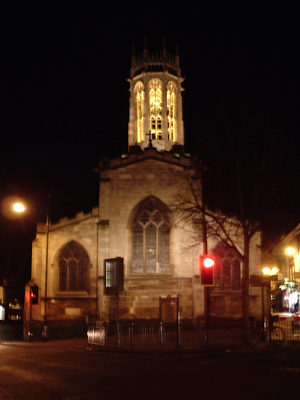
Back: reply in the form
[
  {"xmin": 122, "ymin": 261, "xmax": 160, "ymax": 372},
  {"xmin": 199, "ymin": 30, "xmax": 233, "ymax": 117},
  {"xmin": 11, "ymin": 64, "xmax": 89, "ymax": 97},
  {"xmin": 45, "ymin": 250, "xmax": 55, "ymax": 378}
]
[
  {"xmin": 102, "ymin": 277, "xmax": 193, "ymax": 320},
  {"xmin": 98, "ymin": 150, "xmax": 199, "ymax": 319}
]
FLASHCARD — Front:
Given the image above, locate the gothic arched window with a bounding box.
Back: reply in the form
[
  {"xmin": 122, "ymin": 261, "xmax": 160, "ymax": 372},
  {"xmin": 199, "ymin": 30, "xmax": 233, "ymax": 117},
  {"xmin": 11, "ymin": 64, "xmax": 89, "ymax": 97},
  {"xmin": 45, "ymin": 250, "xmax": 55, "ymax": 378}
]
[
  {"xmin": 149, "ymin": 79, "xmax": 163, "ymax": 139},
  {"xmin": 167, "ymin": 82, "xmax": 176, "ymax": 141},
  {"xmin": 58, "ymin": 241, "xmax": 90, "ymax": 292},
  {"xmin": 212, "ymin": 242, "xmax": 241, "ymax": 291},
  {"xmin": 135, "ymin": 82, "xmax": 145, "ymax": 142},
  {"xmin": 132, "ymin": 197, "xmax": 170, "ymax": 274}
]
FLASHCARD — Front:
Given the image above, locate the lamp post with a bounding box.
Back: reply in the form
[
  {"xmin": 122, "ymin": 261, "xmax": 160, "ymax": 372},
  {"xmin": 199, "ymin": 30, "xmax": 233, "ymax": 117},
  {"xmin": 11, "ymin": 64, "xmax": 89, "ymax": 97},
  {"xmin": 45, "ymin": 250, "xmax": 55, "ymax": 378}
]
[
  {"xmin": 1, "ymin": 199, "xmax": 26, "ymax": 320},
  {"xmin": 42, "ymin": 195, "xmax": 50, "ymax": 341},
  {"xmin": 286, "ymin": 247, "xmax": 300, "ymax": 281},
  {"xmin": 1, "ymin": 196, "xmax": 50, "ymax": 338}
]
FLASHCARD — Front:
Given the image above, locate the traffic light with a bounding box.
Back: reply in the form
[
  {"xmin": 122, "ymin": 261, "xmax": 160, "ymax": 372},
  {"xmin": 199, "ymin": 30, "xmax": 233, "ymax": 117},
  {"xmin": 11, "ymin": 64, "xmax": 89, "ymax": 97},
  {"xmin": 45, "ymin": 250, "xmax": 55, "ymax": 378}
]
[
  {"xmin": 200, "ymin": 255, "xmax": 215, "ymax": 286},
  {"xmin": 31, "ymin": 285, "xmax": 39, "ymax": 304}
]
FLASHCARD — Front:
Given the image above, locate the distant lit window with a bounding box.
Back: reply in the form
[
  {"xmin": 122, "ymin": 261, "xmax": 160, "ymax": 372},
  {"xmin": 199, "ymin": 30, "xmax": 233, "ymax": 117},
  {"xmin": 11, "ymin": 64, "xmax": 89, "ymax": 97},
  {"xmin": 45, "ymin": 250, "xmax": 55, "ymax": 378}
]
[
  {"xmin": 58, "ymin": 241, "xmax": 90, "ymax": 292},
  {"xmin": 167, "ymin": 82, "xmax": 176, "ymax": 141},
  {"xmin": 132, "ymin": 197, "xmax": 170, "ymax": 274},
  {"xmin": 135, "ymin": 82, "xmax": 145, "ymax": 142},
  {"xmin": 149, "ymin": 79, "xmax": 163, "ymax": 139}
]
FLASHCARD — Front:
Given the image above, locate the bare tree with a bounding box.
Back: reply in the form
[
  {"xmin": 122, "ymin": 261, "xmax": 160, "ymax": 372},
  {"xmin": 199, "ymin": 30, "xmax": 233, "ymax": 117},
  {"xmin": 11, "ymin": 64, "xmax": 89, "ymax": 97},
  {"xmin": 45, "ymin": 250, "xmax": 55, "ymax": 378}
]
[
  {"xmin": 173, "ymin": 100, "xmax": 287, "ymax": 328},
  {"xmin": 172, "ymin": 165, "xmax": 260, "ymax": 328}
]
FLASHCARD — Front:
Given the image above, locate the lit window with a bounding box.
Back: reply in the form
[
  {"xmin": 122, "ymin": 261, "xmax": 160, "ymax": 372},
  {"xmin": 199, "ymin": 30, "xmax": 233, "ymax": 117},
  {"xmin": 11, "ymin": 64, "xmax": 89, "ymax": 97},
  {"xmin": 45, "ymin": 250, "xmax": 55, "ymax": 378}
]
[
  {"xmin": 167, "ymin": 82, "xmax": 176, "ymax": 141},
  {"xmin": 135, "ymin": 82, "xmax": 145, "ymax": 142},
  {"xmin": 58, "ymin": 241, "xmax": 90, "ymax": 292},
  {"xmin": 149, "ymin": 80, "xmax": 163, "ymax": 139},
  {"xmin": 132, "ymin": 197, "xmax": 170, "ymax": 274}
]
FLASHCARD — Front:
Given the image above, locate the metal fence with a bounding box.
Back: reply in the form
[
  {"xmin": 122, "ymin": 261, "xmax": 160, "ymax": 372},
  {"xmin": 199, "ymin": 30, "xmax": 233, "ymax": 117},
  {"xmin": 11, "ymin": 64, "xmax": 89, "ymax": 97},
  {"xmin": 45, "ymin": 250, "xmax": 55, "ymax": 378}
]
[
  {"xmin": 87, "ymin": 317, "xmax": 300, "ymax": 351},
  {"xmin": 275, "ymin": 318, "xmax": 300, "ymax": 342},
  {"xmin": 87, "ymin": 319, "xmax": 243, "ymax": 350}
]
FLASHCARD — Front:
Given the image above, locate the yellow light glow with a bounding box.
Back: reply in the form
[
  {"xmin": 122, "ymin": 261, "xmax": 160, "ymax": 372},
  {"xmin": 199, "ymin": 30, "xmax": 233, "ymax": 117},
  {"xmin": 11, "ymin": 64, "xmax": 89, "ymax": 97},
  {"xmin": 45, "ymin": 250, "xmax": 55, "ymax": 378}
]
[
  {"xmin": 13, "ymin": 203, "xmax": 25, "ymax": 213},
  {"xmin": 270, "ymin": 267, "xmax": 279, "ymax": 275},
  {"xmin": 286, "ymin": 247, "xmax": 295, "ymax": 256},
  {"xmin": 262, "ymin": 267, "xmax": 279, "ymax": 276}
]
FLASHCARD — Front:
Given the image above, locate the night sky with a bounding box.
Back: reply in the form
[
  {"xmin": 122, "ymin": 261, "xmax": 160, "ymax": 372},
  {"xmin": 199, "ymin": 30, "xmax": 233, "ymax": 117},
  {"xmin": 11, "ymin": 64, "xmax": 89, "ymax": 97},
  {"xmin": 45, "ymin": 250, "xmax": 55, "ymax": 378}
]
[{"xmin": 1, "ymin": 2, "xmax": 299, "ymax": 298}]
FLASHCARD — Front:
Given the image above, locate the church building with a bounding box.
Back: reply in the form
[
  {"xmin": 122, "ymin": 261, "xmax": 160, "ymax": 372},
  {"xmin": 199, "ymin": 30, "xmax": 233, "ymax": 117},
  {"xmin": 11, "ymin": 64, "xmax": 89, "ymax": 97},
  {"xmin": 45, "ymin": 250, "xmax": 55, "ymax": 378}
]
[{"xmin": 24, "ymin": 41, "xmax": 264, "ymax": 339}]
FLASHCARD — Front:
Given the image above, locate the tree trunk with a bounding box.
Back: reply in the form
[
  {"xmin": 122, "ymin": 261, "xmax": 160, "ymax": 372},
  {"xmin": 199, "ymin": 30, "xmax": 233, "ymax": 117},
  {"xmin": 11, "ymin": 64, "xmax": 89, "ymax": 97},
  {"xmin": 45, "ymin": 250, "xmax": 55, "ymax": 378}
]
[{"xmin": 242, "ymin": 236, "xmax": 250, "ymax": 329}]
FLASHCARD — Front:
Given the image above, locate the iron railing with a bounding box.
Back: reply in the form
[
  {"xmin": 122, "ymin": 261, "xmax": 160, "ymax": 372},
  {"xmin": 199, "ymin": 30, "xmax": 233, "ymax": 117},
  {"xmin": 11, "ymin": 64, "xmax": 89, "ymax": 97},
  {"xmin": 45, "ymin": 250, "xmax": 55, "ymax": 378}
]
[
  {"xmin": 87, "ymin": 319, "xmax": 243, "ymax": 350},
  {"xmin": 87, "ymin": 317, "xmax": 300, "ymax": 350}
]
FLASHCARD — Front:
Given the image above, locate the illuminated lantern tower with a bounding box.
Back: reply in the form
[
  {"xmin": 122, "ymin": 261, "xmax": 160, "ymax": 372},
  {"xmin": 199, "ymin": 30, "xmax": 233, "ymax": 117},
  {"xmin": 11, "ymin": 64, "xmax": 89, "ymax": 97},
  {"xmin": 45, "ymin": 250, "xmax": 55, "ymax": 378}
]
[{"xmin": 128, "ymin": 38, "xmax": 185, "ymax": 152}]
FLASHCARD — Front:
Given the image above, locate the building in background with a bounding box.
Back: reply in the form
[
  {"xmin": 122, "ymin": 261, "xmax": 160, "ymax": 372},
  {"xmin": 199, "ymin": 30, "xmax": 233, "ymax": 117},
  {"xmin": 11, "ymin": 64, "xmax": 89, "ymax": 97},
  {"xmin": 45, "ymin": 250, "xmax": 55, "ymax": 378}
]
[{"xmin": 267, "ymin": 224, "xmax": 300, "ymax": 314}]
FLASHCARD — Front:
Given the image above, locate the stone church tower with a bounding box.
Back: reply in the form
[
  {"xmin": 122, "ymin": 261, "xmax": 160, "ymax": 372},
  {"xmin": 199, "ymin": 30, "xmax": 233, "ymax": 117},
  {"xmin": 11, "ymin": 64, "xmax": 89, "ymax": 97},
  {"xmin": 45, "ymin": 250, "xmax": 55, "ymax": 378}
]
[
  {"xmin": 97, "ymin": 39, "xmax": 200, "ymax": 321},
  {"xmin": 24, "ymin": 41, "xmax": 263, "ymax": 340},
  {"xmin": 128, "ymin": 38, "xmax": 184, "ymax": 153}
]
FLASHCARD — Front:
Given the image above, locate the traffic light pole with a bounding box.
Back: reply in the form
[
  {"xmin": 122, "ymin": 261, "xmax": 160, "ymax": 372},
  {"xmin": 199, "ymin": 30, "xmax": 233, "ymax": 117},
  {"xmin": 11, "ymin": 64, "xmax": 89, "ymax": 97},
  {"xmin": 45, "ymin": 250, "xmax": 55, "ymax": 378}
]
[
  {"xmin": 200, "ymin": 167, "xmax": 212, "ymax": 346},
  {"xmin": 202, "ymin": 216, "xmax": 211, "ymax": 347},
  {"xmin": 29, "ymin": 288, "xmax": 32, "ymax": 343},
  {"xmin": 42, "ymin": 195, "xmax": 50, "ymax": 341}
]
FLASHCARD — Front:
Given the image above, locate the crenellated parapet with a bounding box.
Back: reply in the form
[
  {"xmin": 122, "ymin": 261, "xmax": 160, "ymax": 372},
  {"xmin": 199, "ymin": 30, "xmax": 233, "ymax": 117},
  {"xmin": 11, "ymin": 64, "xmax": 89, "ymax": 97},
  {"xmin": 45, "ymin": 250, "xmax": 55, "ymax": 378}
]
[
  {"xmin": 130, "ymin": 38, "xmax": 181, "ymax": 79},
  {"xmin": 36, "ymin": 207, "xmax": 99, "ymax": 233}
]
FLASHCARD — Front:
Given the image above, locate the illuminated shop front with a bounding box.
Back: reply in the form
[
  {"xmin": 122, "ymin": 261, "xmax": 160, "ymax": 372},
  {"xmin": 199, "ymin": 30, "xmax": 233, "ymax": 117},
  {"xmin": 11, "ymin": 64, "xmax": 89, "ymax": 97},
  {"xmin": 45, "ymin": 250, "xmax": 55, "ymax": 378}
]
[{"xmin": 279, "ymin": 279, "xmax": 299, "ymax": 313}]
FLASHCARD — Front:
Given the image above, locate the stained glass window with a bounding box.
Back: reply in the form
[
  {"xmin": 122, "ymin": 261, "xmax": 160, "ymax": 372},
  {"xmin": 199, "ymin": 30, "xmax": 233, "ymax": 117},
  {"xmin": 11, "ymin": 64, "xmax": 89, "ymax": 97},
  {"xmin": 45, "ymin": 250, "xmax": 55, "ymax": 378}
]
[
  {"xmin": 135, "ymin": 82, "xmax": 145, "ymax": 142},
  {"xmin": 132, "ymin": 197, "xmax": 170, "ymax": 274},
  {"xmin": 58, "ymin": 241, "xmax": 90, "ymax": 292},
  {"xmin": 167, "ymin": 82, "xmax": 176, "ymax": 141},
  {"xmin": 149, "ymin": 80, "xmax": 163, "ymax": 139},
  {"xmin": 212, "ymin": 242, "xmax": 241, "ymax": 291}
]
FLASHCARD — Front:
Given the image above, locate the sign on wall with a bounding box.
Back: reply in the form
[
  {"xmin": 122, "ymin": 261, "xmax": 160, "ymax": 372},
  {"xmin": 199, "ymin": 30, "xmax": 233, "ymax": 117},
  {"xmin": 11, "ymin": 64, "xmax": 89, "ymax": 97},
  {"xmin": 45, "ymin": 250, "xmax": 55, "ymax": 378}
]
[
  {"xmin": 159, "ymin": 295, "xmax": 179, "ymax": 323},
  {"xmin": 104, "ymin": 257, "xmax": 124, "ymax": 295}
]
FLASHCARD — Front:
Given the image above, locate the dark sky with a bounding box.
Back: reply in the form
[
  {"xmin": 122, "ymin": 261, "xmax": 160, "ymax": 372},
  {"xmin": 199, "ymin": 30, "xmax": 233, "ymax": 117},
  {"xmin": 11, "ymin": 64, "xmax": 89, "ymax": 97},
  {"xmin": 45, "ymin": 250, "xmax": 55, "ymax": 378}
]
[{"xmin": 0, "ymin": 2, "xmax": 299, "ymax": 292}]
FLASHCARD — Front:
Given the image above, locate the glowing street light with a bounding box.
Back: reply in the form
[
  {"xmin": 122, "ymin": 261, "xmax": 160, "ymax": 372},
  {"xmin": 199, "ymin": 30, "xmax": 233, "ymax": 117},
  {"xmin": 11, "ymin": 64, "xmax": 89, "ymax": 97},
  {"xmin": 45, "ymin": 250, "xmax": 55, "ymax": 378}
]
[
  {"xmin": 1, "ymin": 197, "xmax": 27, "ymax": 320},
  {"xmin": 12, "ymin": 203, "xmax": 25, "ymax": 213},
  {"xmin": 286, "ymin": 247, "xmax": 296, "ymax": 256},
  {"xmin": 2, "ymin": 195, "xmax": 50, "ymax": 338},
  {"xmin": 262, "ymin": 267, "xmax": 279, "ymax": 276},
  {"xmin": 285, "ymin": 246, "xmax": 300, "ymax": 276}
]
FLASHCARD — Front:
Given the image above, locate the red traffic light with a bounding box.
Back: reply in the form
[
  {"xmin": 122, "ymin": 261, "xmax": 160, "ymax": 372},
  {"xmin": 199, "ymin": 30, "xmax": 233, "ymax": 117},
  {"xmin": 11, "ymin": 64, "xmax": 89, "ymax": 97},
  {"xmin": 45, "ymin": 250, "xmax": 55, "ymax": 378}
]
[
  {"xmin": 200, "ymin": 255, "xmax": 215, "ymax": 286},
  {"xmin": 203, "ymin": 257, "xmax": 214, "ymax": 268},
  {"xmin": 30, "ymin": 285, "xmax": 39, "ymax": 304}
]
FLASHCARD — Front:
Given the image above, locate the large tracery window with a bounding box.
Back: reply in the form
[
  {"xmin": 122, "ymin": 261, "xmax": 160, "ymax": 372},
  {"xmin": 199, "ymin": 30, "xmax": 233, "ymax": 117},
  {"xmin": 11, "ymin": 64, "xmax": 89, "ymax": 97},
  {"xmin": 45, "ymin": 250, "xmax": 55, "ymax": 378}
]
[
  {"xmin": 58, "ymin": 241, "xmax": 90, "ymax": 292},
  {"xmin": 212, "ymin": 242, "xmax": 241, "ymax": 291},
  {"xmin": 135, "ymin": 82, "xmax": 145, "ymax": 142},
  {"xmin": 132, "ymin": 197, "xmax": 170, "ymax": 274},
  {"xmin": 167, "ymin": 82, "xmax": 176, "ymax": 141},
  {"xmin": 149, "ymin": 80, "xmax": 163, "ymax": 139}
]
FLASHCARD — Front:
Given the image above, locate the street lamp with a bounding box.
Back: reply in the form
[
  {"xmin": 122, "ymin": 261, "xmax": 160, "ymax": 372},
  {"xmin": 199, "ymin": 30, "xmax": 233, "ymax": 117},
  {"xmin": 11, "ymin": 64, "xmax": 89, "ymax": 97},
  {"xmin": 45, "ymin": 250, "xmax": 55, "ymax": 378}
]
[
  {"xmin": 42, "ymin": 195, "xmax": 50, "ymax": 341},
  {"xmin": 286, "ymin": 247, "xmax": 295, "ymax": 256},
  {"xmin": 262, "ymin": 267, "xmax": 279, "ymax": 276},
  {"xmin": 13, "ymin": 196, "xmax": 50, "ymax": 341},
  {"xmin": 12, "ymin": 203, "xmax": 25, "ymax": 213},
  {"xmin": 285, "ymin": 247, "xmax": 300, "ymax": 279},
  {"xmin": 1, "ymin": 196, "xmax": 50, "ymax": 339},
  {"xmin": 1, "ymin": 198, "xmax": 26, "ymax": 321}
]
